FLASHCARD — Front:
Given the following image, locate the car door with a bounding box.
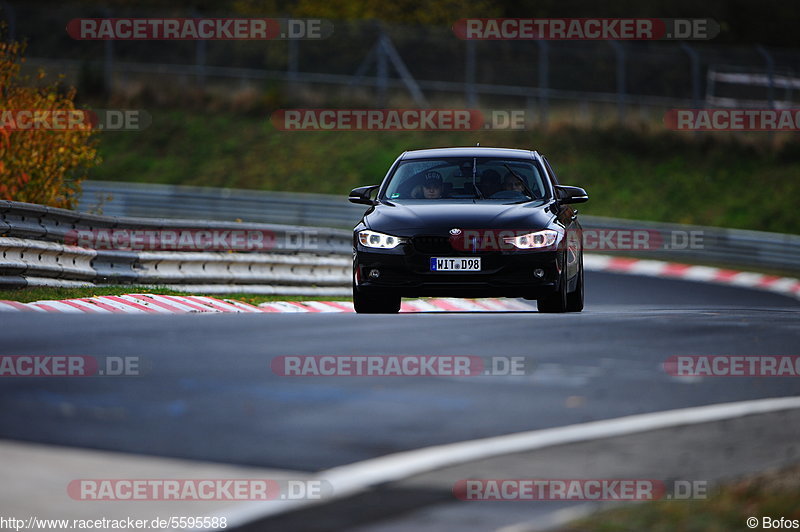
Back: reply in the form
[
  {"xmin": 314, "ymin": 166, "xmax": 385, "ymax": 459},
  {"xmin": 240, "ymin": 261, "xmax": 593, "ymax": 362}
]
[{"xmin": 542, "ymin": 156, "xmax": 581, "ymax": 280}]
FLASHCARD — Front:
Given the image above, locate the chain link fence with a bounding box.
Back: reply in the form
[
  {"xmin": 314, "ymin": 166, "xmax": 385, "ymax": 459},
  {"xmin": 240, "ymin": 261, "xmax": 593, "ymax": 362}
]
[{"xmin": 3, "ymin": 3, "xmax": 800, "ymax": 120}]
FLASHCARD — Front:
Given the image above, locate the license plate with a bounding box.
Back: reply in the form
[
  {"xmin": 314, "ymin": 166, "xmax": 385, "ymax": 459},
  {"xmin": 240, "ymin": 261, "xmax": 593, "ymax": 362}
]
[{"xmin": 430, "ymin": 257, "xmax": 481, "ymax": 271}]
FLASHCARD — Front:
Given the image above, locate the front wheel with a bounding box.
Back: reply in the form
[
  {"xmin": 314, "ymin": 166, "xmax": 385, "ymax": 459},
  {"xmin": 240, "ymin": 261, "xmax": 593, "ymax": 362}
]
[
  {"xmin": 537, "ymin": 265, "xmax": 568, "ymax": 313},
  {"xmin": 566, "ymin": 252, "xmax": 584, "ymax": 312}
]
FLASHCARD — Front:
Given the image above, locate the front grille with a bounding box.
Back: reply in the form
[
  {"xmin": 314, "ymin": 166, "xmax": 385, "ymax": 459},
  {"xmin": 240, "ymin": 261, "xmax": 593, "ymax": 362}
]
[{"xmin": 412, "ymin": 236, "xmax": 453, "ymax": 254}]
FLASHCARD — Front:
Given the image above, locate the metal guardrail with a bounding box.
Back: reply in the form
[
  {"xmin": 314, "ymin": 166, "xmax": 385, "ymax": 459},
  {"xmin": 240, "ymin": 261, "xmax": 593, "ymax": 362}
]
[
  {"xmin": 79, "ymin": 180, "xmax": 367, "ymax": 229},
  {"xmin": 3, "ymin": 181, "xmax": 800, "ymax": 295},
  {"xmin": 79, "ymin": 180, "xmax": 800, "ymax": 274},
  {"xmin": 0, "ymin": 199, "xmax": 352, "ymax": 294}
]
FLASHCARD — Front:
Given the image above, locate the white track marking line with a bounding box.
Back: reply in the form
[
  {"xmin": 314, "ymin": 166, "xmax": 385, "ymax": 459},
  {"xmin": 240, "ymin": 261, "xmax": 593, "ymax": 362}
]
[{"xmin": 210, "ymin": 396, "xmax": 800, "ymax": 529}]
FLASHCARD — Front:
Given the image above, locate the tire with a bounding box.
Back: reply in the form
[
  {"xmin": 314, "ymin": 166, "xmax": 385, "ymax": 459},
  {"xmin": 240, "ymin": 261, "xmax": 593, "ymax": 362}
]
[
  {"xmin": 566, "ymin": 251, "xmax": 584, "ymax": 313},
  {"xmin": 537, "ymin": 263, "xmax": 568, "ymax": 313}
]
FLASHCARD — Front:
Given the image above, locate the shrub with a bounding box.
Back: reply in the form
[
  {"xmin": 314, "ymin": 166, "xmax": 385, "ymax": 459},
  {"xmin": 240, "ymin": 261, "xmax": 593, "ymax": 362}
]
[{"xmin": 0, "ymin": 40, "xmax": 101, "ymax": 208}]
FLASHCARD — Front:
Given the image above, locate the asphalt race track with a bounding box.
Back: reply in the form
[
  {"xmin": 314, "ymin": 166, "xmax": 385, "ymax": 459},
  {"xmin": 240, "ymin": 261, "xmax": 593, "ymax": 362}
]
[{"xmin": 0, "ymin": 271, "xmax": 798, "ymax": 472}]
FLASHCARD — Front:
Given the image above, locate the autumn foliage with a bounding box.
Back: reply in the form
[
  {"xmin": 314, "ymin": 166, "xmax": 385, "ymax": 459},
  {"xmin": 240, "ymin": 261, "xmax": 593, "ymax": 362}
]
[{"xmin": 0, "ymin": 40, "xmax": 100, "ymax": 208}]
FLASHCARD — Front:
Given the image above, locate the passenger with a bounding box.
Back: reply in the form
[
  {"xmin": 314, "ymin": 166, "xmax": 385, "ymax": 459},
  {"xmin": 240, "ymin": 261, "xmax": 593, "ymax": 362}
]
[
  {"xmin": 503, "ymin": 172, "xmax": 527, "ymax": 193},
  {"xmin": 479, "ymin": 169, "xmax": 502, "ymax": 197}
]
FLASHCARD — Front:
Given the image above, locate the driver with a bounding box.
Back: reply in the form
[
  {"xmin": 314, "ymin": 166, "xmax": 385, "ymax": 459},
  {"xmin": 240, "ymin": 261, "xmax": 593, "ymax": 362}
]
[{"xmin": 422, "ymin": 171, "xmax": 444, "ymax": 199}]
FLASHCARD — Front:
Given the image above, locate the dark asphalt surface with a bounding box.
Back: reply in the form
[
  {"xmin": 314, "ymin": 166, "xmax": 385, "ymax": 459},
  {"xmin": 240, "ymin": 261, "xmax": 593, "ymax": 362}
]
[{"xmin": 0, "ymin": 272, "xmax": 798, "ymax": 472}]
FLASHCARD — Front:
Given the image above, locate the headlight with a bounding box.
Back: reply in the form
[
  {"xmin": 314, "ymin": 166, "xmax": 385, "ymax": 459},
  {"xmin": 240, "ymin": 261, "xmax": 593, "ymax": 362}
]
[
  {"xmin": 503, "ymin": 229, "xmax": 559, "ymax": 249},
  {"xmin": 358, "ymin": 230, "xmax": 406, "ymax": 249}
]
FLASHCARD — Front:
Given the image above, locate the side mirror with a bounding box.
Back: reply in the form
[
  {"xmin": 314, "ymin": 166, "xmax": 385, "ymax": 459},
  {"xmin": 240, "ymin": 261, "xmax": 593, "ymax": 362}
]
[
  {"xmin": 349, "ymin": 185, "xmax": 380, "ymax": 205},
  {"xmin": 556, "ymin": 185, "xmax": 589, "ymax": 204}
]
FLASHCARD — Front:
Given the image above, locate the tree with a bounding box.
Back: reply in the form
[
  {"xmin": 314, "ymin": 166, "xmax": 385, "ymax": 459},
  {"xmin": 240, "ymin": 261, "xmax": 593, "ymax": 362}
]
[{"xmin": 0, "ymin": 40, "xmax": 101, "ymax": 208}]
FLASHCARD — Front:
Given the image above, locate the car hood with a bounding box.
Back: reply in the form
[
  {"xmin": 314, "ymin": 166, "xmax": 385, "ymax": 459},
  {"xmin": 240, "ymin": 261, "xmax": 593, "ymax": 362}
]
[{"xmin": 364, "ymin": 201, "xmax": 556, "ymax": 234}]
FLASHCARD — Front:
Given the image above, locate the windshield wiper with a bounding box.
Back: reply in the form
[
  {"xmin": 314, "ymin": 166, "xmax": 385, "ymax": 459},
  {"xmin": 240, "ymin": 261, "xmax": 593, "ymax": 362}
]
[
  {"xmin": 471, "ymin": 157, "xmax": 484, "ymax": 199},
  {"xmin": 503, "ymin": 164, "xmax": 535, "ymax": 199}
]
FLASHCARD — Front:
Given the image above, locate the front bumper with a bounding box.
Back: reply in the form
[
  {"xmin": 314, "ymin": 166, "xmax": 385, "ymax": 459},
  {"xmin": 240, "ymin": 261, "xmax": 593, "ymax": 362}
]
[{"xmin": 354, "ymin": 244, "xmax": 563, "ymax": 298}]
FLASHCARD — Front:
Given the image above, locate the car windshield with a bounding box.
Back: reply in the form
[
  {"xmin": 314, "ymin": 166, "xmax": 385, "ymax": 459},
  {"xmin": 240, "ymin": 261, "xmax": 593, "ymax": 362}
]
[{"xmin": 381, "ymin": 157, "xmax": 548, "ymax": 201}]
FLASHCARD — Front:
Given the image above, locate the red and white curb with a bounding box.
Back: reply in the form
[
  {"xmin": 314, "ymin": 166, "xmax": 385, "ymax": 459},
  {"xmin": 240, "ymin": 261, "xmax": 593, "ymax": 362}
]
[
  {"xmin": 584, "ymin": 255, "xmax": 800, "ymax": 299},
  {"xmin": 0, "ymin": 295, "xmax": 534, "ymax": 314},
  {"xmin": 0, "ymin": 256, "xmax": 797, "ymax": 313}
]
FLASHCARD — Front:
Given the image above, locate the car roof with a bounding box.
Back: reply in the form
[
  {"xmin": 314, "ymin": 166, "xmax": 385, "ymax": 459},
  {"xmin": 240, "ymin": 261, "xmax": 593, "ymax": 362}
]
[{"xmin": 400, "ymin": 147, "xmax": 538, "ymax": 160}]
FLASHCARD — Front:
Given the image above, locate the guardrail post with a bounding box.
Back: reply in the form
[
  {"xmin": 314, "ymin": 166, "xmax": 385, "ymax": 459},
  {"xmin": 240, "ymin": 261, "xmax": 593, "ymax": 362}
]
[
  {"xmin": 756, "ymin": 45, "xmax": 775, "ymax": 109},
  {"xmin": 680, "ymin": 43, "xmax": 702, "ymax": 109}
]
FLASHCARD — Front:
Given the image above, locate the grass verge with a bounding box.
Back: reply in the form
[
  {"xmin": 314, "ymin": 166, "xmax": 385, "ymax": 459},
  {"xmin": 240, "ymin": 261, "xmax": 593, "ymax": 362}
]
[
  {"xmin": 558, "ymin": 463, "xmax": 800, "ymax": 532},
  {"xmin": 89, "ymin": 109, "xmax": 800, "ymax": 234}
]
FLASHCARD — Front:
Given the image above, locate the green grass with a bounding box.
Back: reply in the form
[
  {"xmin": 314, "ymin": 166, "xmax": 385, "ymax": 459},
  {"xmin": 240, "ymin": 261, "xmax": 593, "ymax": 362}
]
[
  {"xmin": 89, "ymin": 109, "xmax": 800, "ymax": 234},
  {"xmin": 0, "ymin": 286, "xmax": 348, "ymax": 305},
  {"xmin": 559, "ymin": 464, "xmax": 800, "ymax": 532}
]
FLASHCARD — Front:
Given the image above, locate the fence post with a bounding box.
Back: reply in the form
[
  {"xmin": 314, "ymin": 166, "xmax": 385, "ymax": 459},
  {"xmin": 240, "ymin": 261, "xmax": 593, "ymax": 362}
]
[
  {"xmin": 376, "ymin": 31, "xmax": 388, "ymax": 107},
  {"xmin": 680, "ymin": 43, "xmax": 701, "ymax": 108},
  {"xmin": 193, "ymin": 10, "xmax": 207, "ymax": 90},
  {"xmin": 465, "ymin": 39, "xmax": 477, "ymax": 108},
  {"xmin": 102, "ymin": 8, "xmax": 114, "ymax": 93},
  {"xmin": 379, "ymin": 32, "xmax": 428, "ymax": 107},
  {"xmin": 536, "ymin": 40, "xmax": 549, "ymax": 126},
  {"xmin": 756, "ymin": 45, "xmax": 775, "ymax": 109},
  {"xmin": 608, "ymin": 41, "xmax": 626, "ymax": 122}
]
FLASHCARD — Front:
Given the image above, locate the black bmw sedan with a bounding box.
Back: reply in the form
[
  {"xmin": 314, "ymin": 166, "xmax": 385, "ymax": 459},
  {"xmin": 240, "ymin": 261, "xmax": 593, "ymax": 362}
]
[{"xmin": 349, "ymin": 147, "xmax": 588, "ymax": 314}]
